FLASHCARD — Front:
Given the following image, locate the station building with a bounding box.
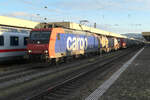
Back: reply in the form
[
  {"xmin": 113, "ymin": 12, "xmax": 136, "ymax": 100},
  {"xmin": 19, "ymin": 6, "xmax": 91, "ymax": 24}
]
[{"xmin": 142, "ymin": 32, "xmax": 150, "ymax": 41}]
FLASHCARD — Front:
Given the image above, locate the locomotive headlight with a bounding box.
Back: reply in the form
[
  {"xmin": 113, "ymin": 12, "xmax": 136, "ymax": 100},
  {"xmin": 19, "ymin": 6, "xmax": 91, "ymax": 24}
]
[
  {"xmin": 44, "ymin": 50, "xmax": 48, "ymax": 54},
  {"xmin": 28, "ymin": 50, "xmax": 32, "ymax": 53}
]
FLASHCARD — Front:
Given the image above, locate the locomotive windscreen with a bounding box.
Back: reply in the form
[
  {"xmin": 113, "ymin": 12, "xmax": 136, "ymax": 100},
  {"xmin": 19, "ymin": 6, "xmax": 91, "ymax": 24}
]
[{"xmin": 29, "ymin": 31, "xmax": 51, "ymax": 44}]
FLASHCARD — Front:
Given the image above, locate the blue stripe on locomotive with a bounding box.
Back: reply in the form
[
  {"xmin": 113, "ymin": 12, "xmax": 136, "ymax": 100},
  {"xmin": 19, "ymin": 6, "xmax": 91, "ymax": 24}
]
[{"xmin": 55, "ymin": 33, "xmax": 99, "ymax": 54}]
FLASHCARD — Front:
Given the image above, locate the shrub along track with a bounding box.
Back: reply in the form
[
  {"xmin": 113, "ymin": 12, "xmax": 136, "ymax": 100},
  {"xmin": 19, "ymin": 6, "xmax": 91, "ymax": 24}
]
[{"xmin": 0, "ymin": 48, "xmax": 139, "ymax": 100}]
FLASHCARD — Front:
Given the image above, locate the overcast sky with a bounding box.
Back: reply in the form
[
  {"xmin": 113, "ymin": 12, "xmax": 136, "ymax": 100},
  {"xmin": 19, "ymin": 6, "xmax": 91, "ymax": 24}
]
[{"xmin": 0, "ymin": 0, "xmax": 150, "ymax": 34}]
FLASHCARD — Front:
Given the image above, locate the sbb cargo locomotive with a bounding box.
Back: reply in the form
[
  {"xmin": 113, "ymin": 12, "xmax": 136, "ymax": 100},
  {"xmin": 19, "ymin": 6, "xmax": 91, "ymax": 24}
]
[{"xmin": 27, "ymin": 22, "xmax": 129, "ymax": 62}]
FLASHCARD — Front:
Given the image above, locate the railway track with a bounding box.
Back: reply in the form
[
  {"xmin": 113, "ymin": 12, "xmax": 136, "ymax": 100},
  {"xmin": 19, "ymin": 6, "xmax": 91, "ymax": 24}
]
[
  {"xmin": 27, "ymin": 48, "xmax": 140, "ymax": 100},
  {"xmin": 0, "ymin": 53, "xmax": 97, "ymax": 78},
  {"xmin": 0, "ymin": 51, "xmax": 117, "ymax": 99},
  {"xmin": 0, "ymin": 48, "xmax": 138, "ymax": 100}
]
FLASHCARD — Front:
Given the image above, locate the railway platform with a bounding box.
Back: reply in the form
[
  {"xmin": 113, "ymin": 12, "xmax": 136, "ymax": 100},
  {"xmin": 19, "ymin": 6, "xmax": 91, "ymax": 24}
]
[{"xmin": 86, "ymin": 46, "xmax": 150, "ymax": 100}]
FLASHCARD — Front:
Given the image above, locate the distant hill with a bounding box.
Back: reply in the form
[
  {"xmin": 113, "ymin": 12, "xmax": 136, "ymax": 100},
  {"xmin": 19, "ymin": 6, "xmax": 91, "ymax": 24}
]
[{"xmin": 122, "ymin": 33, "xmax": 145, "ymax": 40}]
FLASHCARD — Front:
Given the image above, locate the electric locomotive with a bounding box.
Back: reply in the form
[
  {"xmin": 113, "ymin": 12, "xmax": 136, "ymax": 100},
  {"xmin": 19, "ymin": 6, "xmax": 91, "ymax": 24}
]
[
  {"xmin": 27, "ymin": 22, "xmax": 129, "ymax": 62},
  {"xmin": 27, "ymin": 27, "xmax": 100, "ymax": 62}
]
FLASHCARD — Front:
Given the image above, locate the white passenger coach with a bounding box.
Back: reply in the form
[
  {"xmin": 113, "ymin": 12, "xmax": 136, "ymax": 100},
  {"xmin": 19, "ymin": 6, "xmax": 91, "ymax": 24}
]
[{"xmin": 0, "ymin": 16, "xmax": 38, "ymax": 62}]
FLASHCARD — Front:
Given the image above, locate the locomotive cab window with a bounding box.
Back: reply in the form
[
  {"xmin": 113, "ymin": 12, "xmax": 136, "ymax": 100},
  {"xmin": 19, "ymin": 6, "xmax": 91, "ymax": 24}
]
[
  {"xmin": 24, "ymin": 37, "xmax": 28, "ymax": 45},
  {"xmin": 10, "ymin": 36, "xmax": 19, "ymax": 46},
  {"xmin": 0, "ymin": 36, "xmax": 4, "ymax": 46},
  {"xmin": 30, "ymin": 31, "xmax": 51, "ymax": 44}
]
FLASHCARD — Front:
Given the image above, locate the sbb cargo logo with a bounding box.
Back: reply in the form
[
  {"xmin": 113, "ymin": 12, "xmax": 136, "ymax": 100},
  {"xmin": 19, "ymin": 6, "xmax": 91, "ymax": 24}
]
[{"xmin": 67, "ymin": 36, "xmax": 88, "ymax": 51}]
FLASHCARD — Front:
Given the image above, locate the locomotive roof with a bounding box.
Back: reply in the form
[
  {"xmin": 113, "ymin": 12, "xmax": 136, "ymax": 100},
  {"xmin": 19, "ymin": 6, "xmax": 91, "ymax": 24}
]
[
  {"xmin": 35, "ymin": 22, "xmax": 127, "ymax": 38},
  {"xmin": 0, "ymin": 16, "xmax": 39, "ymax": 29}
]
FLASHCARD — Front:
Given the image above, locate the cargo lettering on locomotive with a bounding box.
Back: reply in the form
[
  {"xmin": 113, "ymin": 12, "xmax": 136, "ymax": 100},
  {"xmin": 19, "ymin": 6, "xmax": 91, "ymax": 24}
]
[{"xmin": 67, "ymin": 36, "xmax": 88, "ymax": 51}]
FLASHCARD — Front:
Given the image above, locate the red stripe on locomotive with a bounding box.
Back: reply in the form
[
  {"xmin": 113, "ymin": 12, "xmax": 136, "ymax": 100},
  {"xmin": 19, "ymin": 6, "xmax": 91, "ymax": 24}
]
[{"xmin": 0, "ymin": 49, "xmax": 26, "ymax": 53}]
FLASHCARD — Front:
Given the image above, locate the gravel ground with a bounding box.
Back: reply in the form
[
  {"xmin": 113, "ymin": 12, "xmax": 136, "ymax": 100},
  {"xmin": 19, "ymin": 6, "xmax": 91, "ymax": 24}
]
[
  {"xmin": 99, "ymin": 47, "xmax": 150, "ymax": 100},
  {"xmin": 0, "ymin": 50, "xmax": 123, "ymax": 99},
  {"xmin": 67, "ymin": 48, "xmax": 140, "ymax": 100},
  {"xmin": 0, "ymin": 48, "xmax": 142, "ymax": 100}
]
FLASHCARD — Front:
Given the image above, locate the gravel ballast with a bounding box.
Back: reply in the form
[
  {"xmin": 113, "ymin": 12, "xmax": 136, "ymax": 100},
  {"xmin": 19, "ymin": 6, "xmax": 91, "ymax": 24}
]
[{"xmin": 99, "ymin": 47, "xmax": 150, "ymax": 100}]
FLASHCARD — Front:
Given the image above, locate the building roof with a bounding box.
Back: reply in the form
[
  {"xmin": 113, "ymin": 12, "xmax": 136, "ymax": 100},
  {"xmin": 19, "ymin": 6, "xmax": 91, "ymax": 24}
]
[
  {"xmin": 0, "ymin": 16, "xmax": 39, "ymax": 29},
  {"xmin": 142, "ymin": 32, "xmax": 150, "ymax": 41},
  {"xmin": 36, "ymin": 22, "xmax": 127, "ymax": 38},
  {"xmin": 142, "ymin": 32, "xmax": 150, "ymax": 36}
]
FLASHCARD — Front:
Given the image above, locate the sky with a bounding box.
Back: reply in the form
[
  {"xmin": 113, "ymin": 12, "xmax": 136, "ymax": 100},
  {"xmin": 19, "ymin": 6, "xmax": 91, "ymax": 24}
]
[{"xmin": 0, "ymin": 0, "xmax": 150, "ymax": 34}]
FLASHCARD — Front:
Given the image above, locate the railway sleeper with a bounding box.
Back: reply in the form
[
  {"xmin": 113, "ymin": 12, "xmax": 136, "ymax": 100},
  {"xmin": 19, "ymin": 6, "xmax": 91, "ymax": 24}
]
[
  {"xmin": 52, "ymin": 90, "xmax": 70, "ymax": 95},
  {"xmin": 43, "ymin": 96, "xmax": 58, "ymax": 100},
  {"xmin": 47, "ymin": 92, "xmax": 66, "ymax": 98}
]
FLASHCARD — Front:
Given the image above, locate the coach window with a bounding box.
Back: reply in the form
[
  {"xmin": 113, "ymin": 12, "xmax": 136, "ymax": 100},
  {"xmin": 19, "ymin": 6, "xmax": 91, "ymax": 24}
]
[
  {"xmin": 10, "ymin": 36, "xmax": 19, "ymax": 46},
  {"xmin": 24, "ymin": 37, "xmax": 28, "ymax": 45},
  {"xmin": 0, "ymin": 36, "xmax": 4, "ymax": 46}
]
